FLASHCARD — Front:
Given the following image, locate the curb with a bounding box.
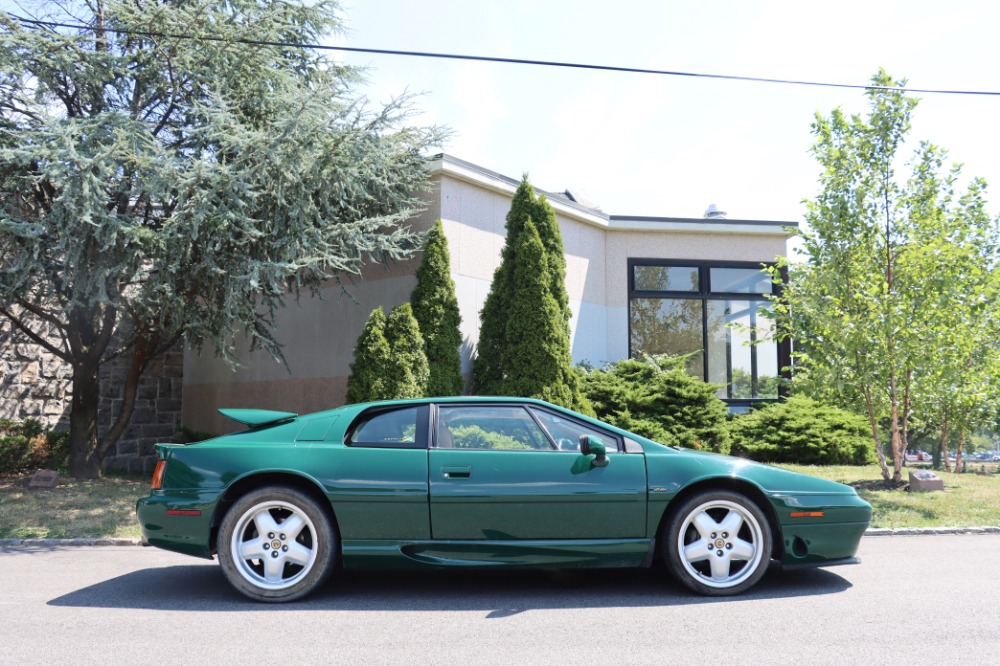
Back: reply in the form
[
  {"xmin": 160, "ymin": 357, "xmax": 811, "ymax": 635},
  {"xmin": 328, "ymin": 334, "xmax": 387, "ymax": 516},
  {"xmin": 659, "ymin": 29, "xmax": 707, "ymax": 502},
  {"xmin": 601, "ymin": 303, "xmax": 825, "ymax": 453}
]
[
  {"xmin": 863, "ymin": 526, "xmax": 1000, "ymax": 537},
  {"xmin": 0, "ymin": 538, "xmax": 141, "ymax": 547},
  {"xmin": 2, "ymin": 528, "xmax": 1000, "ymax": 548}
]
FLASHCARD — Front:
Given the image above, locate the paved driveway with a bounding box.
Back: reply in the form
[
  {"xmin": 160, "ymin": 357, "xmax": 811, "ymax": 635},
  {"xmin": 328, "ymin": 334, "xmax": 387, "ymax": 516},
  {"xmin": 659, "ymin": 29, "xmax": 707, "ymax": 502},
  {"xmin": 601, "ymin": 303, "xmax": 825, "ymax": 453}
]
[{"xmin": 3, "ymin": 535, "xmax": 999, "ymax": 665}]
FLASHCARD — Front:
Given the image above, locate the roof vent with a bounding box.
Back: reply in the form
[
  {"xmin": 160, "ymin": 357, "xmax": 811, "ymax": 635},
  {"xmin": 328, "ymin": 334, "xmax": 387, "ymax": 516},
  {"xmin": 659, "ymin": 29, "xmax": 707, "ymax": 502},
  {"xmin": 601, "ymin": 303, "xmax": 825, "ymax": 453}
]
[
  {"xmin": 704, "ymin": 203, "xmax": 727, "ymax": 219},
  {"xmin": 563, "ymin": 188, "xmax": 601, "ymax": 211}
]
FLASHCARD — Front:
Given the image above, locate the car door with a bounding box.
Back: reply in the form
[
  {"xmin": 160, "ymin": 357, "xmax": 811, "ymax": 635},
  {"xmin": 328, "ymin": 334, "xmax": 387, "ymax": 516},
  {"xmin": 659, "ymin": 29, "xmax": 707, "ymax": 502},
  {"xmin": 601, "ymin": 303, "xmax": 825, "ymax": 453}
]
[{"xmin": 428, "ymin": 403, "xmax": 646, "ymax": 540}]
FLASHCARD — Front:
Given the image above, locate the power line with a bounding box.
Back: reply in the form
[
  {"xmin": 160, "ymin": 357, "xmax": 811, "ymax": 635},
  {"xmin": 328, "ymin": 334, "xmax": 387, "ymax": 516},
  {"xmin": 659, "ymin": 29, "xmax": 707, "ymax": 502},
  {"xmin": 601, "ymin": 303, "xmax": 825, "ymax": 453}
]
[{"xmin": 8, "ymin": 13, "xmax": 1000, "ymax": 97}]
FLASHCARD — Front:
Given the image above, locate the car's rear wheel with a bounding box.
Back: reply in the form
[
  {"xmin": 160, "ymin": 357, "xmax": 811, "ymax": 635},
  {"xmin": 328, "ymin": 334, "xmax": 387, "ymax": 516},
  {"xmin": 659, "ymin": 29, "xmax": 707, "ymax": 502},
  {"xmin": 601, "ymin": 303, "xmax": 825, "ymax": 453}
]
[
  {"xmin": 664, "ymin": 490, "xmax": 772, "ymax": 596},
  {"xmin": 218, "ymin": 485, "xmax": 336, "ymax": 602}
]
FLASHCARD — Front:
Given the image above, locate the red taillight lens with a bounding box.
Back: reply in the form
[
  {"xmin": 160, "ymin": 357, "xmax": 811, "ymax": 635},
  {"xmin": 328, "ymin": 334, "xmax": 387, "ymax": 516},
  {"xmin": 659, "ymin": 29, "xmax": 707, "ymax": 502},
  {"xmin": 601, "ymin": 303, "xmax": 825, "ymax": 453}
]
[{"xmin": 151, "ymin": 460, "xmax": 166, "ymax": 489}]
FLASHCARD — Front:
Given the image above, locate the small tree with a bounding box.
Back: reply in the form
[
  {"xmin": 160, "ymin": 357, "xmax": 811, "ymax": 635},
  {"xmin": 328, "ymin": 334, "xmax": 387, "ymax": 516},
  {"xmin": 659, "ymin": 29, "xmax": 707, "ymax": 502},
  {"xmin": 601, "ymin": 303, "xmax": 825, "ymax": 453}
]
[
  {"xmin": 473, "ymin": 177, "xmax": 588, "ymax": 411},
  {"xmin": 383, "ymin": 303, "xmax": 430, "ymax": 400},
  {"xmin": 411, "ymin": 219, "xmax": 463, "ymax": 396},
  {"xmin": 345, "ymin": 308, "xmax": 391, "ymax": 404}
]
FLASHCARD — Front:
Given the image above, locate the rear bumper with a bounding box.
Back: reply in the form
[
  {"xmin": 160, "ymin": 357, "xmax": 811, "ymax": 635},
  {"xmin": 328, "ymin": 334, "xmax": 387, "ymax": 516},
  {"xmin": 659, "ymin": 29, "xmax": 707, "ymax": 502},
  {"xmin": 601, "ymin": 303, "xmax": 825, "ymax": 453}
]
[{"xmin": 136, "ymin": 490, "xmax": 221, "ymax": 560}]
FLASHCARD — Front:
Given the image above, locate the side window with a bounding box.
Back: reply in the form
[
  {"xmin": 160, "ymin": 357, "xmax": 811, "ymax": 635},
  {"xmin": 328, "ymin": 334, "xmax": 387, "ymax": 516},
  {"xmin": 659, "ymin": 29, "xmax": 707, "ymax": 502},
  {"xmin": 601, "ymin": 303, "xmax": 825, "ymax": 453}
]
[
  {"xmin": 437, "ymin": 406, "xmax": 554, "ymax": 451},
  {"xmin": 529, "ymin": 408, "xmax": 620, "ymax": 453},
  {"xmin": 347, "ymin": 406, "xmax": 426, "ymax": 448}
]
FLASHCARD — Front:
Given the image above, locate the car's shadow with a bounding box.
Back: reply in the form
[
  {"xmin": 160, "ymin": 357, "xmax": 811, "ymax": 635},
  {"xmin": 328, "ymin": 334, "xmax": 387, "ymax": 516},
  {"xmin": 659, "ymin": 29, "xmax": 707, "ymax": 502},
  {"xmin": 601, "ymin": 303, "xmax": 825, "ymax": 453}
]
[{"xmin": 48, "ymin": 562, "xmax": 852, "ymax": 613}]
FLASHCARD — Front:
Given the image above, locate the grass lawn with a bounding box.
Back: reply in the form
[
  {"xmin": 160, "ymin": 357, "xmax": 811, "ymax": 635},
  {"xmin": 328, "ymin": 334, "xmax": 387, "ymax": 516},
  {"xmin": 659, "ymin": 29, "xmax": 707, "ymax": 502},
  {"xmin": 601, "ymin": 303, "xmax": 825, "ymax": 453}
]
[
  {"xmin": 0, "ymin": 475, "xmax": 145, "ymax": 539},
  {"xmin": 778, "ymin": 463, "xmax": 1000, "ymax": 529},
  {"xmin": 1, "ymin": 463, "xmax": 997, "ymax": 539}
]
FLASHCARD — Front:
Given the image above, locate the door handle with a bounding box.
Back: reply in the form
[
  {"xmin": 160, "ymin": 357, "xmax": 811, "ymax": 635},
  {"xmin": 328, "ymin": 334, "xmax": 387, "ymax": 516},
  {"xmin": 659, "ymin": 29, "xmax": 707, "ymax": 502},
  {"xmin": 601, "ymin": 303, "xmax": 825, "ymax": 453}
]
[{"xmin": 442, "ymin": 465, "xmax": 472, "ymax": 479}]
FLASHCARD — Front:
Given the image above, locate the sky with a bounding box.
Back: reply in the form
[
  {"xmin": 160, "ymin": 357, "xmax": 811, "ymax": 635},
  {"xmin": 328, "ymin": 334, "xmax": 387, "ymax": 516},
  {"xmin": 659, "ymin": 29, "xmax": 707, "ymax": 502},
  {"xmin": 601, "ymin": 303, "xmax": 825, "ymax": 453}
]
[{"xmin": 334, "ymin": 0, "xmax": 1000, "ymax": 226}]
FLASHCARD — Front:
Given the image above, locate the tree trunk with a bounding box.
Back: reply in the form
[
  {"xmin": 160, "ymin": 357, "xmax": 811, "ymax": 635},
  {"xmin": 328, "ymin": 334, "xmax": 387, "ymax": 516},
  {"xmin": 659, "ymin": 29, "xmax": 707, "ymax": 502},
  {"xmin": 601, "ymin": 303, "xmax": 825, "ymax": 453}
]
[
  {"xmin": 69, "ymin": 360, "xmax": 103, "ymax": 478},
  {"xmin": 863, "ymin": 392, "xmax": 891, "ymax": 482},
  {"xmin": 940, "ymin": 419, "xmax": 951, "ymax": 473},
  {"xmin": 954, "ymin": 420, "xmax": 967, "ymax": 474}
]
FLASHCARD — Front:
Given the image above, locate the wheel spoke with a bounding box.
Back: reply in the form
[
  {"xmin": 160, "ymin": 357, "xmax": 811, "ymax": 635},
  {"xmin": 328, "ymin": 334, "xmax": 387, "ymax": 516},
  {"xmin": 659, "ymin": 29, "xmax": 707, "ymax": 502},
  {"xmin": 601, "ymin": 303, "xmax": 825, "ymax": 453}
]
[
  {"xmin": 684, "ymin": 539, "xmax": 710, "ymax": 564},
  {"xmin": 718, "ymin": 509, "xmax": 745, "ymax": 537},
  {"xmin": 691, "ymin": 511, "xmax": 719, "ymax": 539},
  {"xmin": 730, "ymin": 537, "xmax": 756, "ymax": 561},
  {"xmin": 279, "ymin": 513, "xmax": 306, "ymax": 541},
  {"xmin": 239, "ymin": 537, "xmax": 267, "ymax": 560},
  {"xmin": 253, "ymin": 509, "xmax": 280, "ymax": 537},
  {"xmin": 284, "ymin": 541, "xmax": 313, "ymax": 566},
  {"xmin": 263, "ymin": 554, "xmax": 285, "ymax": 583},
  {"xmin": 710, "ymin": 553, "xmax": 731, "ymax": 581}
]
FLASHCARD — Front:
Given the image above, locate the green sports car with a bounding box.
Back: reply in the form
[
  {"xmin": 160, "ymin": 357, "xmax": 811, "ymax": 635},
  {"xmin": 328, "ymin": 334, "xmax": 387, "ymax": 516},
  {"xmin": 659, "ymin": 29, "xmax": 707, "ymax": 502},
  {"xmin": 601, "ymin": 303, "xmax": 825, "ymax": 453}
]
[{"xmin": 136, "ymin": 396, "xmax": 872, "ymax": 602}]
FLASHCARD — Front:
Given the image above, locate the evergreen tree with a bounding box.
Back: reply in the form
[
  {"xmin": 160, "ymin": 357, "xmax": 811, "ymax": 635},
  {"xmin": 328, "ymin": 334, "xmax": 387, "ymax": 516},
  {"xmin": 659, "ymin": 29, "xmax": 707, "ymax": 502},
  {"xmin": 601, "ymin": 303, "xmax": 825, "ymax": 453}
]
[
  {"xmin": 473, "ymin": 178, "xmax": 589, "ymax": 412},
  {"xmin": 384, "ymin": 303, "xmax": 430, "ymax": 399},
  {"xmin": 0, "ymin": 2, "xmax": 443, "ymax": 476},
  {"xmin": 411, "ymin": 220, "xmax": 463, "ymax": 396},
  {"xmin": 345, "ymin": 308, "xmax": 391, "ymax": 404}
]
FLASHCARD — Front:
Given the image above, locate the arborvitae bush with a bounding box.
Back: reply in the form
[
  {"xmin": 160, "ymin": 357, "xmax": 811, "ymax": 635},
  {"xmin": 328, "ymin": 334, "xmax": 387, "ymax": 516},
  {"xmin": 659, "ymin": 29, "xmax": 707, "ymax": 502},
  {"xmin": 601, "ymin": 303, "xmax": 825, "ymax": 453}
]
[
  {"xmin": 383, "ymin": 303, "xmax": 430, "ymax": 400},
  {"xmin": 729, "ymin": 396, "xmax": 875, "ymax": 465},
  {"xmin": 411, "ymin": 219, "xmax": 463, "ymax": 396},
  {"xmin": 581, "ymin": 355, "xmax": 730, "ymax": 453},
  {"xmin": 345, "ymin": 307, "xmax": 392, "ymax": 403},
  {"xmin": 473, "ymin": 177, "xmax": 590, "ymax": 413}
]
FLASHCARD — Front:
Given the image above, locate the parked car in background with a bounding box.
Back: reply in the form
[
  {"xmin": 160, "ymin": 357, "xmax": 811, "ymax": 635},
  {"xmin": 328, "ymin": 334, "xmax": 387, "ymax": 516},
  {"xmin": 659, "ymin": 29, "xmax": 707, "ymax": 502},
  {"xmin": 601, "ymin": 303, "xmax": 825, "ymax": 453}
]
[{"xmin": 137, "ymin": 397, "xmax": 873, "ymax": 602}]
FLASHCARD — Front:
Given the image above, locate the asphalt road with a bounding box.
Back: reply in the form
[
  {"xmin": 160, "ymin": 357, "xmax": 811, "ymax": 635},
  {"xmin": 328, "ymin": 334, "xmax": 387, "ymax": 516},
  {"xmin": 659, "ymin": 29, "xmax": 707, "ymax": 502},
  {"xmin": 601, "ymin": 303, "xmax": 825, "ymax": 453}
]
[{"xmin": 2, "ymin": 535, "xmax": 999, "ymax": 665}]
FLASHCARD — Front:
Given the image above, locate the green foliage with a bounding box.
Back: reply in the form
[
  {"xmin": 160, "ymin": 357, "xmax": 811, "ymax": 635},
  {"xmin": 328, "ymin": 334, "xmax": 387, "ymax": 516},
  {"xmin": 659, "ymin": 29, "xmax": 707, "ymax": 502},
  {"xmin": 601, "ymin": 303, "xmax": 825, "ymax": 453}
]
[
  {"xmin": 0, "ymin": 1, "xmax": 444, "ymax": 476},
  {"xmin": 448, "ymin": 425, "xmax": 532, "ymax": 450},
  {"xmin": 729, "ymin": 397, "xmax": 875, "ymax": 465},
  {"xmin": 384, "ymin": 303, "xmax": 430, "ymax": 400},
  {"xmin": 346, "ymin": 303, "xmax": 429, "ymax": 402},
  {"xmin": 473, "ymin": 178, "xmax": 590, "ymax": 413},
  {"xmin": 0, "ymin": 419, "xmax": 69, "ymax": 474},
  {"xmin": 581, "ymin": 355, "xmax": 730, "ymax": 453},
  {"xmin": 769, "ymin": 69, "xmax": 1000, "ymax": 481},
  {"xmin": 411, "ymin": 220, "xmax": 463, "ymax": 396},
  {"xmin": 345, "ymin": 308, "xmax": 392, "ymax": 404}
]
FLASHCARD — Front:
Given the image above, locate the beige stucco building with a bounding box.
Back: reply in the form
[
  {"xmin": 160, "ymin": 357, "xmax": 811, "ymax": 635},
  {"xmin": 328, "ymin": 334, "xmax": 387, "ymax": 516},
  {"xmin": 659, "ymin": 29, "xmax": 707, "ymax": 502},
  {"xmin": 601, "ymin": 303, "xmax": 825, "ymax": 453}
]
[{"xmin": 183, "ymin": 154, "xmax": 795, "ymax": 434}]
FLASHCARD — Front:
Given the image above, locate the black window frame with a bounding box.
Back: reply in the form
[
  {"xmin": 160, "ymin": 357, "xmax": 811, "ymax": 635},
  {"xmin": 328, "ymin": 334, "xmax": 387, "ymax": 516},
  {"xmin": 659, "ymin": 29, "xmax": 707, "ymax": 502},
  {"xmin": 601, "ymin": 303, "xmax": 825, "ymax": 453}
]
[
  {"xmin": 345, "ymin": 405, "xmax": 430, "ymax": 449},
  {"xmin": 627, "ymin": 258, "xmax": 790, "ymax": 407}
]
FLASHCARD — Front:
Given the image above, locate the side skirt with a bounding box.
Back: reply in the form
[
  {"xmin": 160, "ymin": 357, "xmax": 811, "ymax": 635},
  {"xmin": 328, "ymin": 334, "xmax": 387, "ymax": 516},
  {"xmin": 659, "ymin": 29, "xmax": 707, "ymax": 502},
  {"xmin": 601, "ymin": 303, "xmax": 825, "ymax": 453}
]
[{"xmin": 340, "ymin": 538, "xmax": 654, "ymax": 569}]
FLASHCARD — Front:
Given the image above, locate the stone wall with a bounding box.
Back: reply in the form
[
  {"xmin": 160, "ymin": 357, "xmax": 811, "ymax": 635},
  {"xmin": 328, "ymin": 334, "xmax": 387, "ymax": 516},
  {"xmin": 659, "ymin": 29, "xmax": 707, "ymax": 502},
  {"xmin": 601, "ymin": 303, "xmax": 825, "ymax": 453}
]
[
  {"xmin": 1, "ymin": 317, "xmax": 182, "ymax": 474},
  {"xmin": 0, "ymin": 319, "xmax": 72, "ymax": 428},
  {"xmin": 98, "ymin": 347, "xmax": 184, "ymax": 475}
]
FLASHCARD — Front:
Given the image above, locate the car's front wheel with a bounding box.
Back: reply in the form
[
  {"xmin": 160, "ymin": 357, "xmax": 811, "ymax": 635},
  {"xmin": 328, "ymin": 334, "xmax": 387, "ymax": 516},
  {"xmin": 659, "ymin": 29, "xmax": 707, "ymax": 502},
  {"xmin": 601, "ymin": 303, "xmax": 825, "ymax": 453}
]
[
  {"xmin": 218, "ymin": 485, "xmax": 336, "ymax": 602},
  {"xmin": 664, "ymin": 490, "xmax": 772, "ymax": 596}
]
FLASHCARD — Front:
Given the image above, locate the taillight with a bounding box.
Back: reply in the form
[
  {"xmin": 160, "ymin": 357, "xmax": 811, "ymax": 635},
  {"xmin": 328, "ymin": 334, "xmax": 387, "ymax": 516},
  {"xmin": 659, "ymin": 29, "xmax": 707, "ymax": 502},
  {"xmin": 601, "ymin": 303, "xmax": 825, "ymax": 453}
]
[{"xmin": 151, "ymin": 460, "xmax": 167, "ymax": 489}]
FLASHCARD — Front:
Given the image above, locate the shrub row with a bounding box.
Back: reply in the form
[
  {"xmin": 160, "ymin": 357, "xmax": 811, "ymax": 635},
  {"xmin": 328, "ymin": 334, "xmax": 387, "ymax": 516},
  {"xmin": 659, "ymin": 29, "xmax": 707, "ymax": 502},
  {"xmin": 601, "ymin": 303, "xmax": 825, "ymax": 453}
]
[
  {"xmin": 578, "ymin": 356, "xmax": 874, "ymax": 465},
  {"xmin": 0, "ymin": 419, "xmax": 70, "ymax": 474}
]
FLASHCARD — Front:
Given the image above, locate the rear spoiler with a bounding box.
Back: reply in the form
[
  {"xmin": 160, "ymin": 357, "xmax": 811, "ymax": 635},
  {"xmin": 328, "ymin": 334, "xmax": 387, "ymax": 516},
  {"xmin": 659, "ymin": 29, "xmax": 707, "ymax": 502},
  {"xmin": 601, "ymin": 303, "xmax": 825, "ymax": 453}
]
[{"xmin": 218, "ymin": 408, "xmax": 297, "ymax": 428}]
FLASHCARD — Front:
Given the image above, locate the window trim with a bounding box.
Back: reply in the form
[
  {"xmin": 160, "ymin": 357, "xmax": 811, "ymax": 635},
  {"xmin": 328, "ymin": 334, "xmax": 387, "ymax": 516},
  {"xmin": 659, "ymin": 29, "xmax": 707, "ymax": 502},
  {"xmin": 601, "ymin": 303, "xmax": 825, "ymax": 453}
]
[
  {"xmin": 345, "ymin": 405, "xmax": 429, "ymax": 449},
  {"xmin": 627, "ymin": 258, "xmax": 789, "ymax": 403}
]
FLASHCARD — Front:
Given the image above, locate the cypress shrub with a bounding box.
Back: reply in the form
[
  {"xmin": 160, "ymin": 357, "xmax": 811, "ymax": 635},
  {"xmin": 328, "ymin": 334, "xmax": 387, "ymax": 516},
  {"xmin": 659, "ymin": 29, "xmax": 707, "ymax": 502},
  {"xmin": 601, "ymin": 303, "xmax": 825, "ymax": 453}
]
[
  {"xmin": 473, "ymin": 177, "xmax": 589, "ymax": 413},
  {"xmin": 345, "ymin": 307, "xmax": 392, "ymax": 403},
  {"xmin": 581, "ymin": 355, "xmax": 731, "ymax": 453},
  {"xmin": 411, "ymin": 219, "xmax": 463, "ymax": 396},
  {"xmin": 729, "ymin": 396, "xmax": 875, "ymax": 465},
  {"xmin": 383, "ymin": 303, "xmax": 430, "ymax": 400}
]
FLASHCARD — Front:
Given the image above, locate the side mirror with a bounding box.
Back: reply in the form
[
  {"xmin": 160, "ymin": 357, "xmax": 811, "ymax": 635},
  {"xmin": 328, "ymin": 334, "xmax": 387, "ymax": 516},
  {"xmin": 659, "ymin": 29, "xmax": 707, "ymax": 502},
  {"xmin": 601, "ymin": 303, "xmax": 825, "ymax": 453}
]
[{"xmin": 579, "ymin": 435, "xmax": 609, "ymax": 467}]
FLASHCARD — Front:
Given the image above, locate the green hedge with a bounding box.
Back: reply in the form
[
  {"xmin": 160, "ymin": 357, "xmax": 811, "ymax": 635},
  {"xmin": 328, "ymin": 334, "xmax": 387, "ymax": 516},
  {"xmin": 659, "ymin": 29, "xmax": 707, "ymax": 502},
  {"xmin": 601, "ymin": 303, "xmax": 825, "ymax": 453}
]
[
  {"xmin": 729, "ymin": 397, "xmax": 875, "ymax": 465},
  {"xmin": 581, "ymin": 355, "xmax": 730, "ymax": 454},
  {"xmin": 0, "ymin": 419, "xmax": 70, "ymax": 474}
]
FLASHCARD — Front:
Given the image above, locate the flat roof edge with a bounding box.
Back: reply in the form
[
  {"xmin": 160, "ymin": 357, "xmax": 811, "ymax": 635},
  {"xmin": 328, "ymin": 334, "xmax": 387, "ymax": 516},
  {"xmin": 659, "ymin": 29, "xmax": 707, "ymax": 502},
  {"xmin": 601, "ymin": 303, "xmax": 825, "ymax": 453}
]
[{"xmin": 426, "ymin": 153, "xmax": 799, "ymax": 234}]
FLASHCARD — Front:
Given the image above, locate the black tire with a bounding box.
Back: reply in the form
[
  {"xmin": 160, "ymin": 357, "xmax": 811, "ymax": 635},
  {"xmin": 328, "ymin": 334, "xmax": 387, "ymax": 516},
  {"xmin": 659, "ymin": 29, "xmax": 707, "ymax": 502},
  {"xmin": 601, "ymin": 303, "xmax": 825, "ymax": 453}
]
[
  {"xmin": 217, "ymin": 485, "xmax": 336, "ymax": 602},
  {"xmin": 663, "ymin": 490, "xmax": 772, "ymax": 596}
]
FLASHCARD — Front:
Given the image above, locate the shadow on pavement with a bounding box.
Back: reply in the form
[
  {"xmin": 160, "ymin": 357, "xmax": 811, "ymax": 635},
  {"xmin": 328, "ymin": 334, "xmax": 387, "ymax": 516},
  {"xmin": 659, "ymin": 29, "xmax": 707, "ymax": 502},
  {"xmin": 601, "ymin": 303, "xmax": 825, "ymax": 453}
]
[{"xmin": 49, "ymin": 562, "xmax": 852, "ymax": 614}]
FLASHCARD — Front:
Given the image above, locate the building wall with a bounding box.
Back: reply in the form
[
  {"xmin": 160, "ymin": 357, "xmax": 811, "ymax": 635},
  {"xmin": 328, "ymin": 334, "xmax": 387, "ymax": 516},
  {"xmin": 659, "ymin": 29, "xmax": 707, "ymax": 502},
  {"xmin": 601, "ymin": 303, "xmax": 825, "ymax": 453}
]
[
  {"xmin": 182, "ymin": 184, "xmax": 443, "ymax": 434},
  {"xmin": 182, "ymin": 161, "xmax": 792, "ymax": 433}
]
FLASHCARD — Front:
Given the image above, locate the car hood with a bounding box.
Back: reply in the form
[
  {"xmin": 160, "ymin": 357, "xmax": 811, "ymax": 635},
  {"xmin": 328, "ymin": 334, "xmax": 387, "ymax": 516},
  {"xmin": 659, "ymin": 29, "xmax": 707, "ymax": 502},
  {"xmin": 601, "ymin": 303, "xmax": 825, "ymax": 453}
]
[{"xmin": 645, "ymin": 445, "xmax": 859, "ymax": 496}]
